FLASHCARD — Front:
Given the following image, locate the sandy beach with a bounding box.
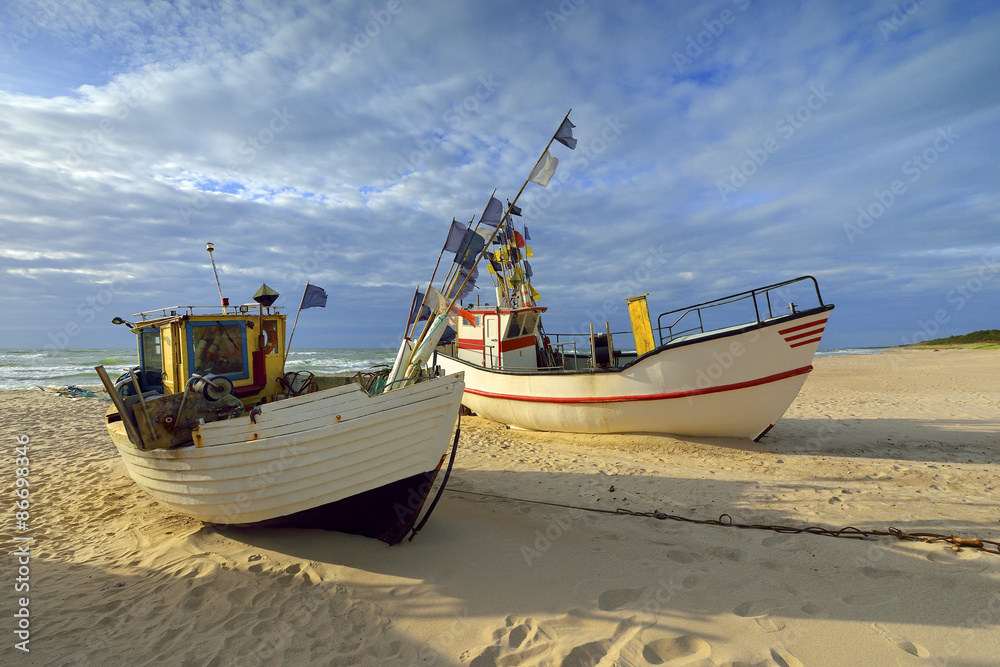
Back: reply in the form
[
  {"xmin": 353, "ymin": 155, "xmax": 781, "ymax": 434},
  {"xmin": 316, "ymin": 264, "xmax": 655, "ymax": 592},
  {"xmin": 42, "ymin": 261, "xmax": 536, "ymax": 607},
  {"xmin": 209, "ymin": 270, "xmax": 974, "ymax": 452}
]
[{"xmin": 2, "ymin": 349, "xmax": 998, "ymax": 666}]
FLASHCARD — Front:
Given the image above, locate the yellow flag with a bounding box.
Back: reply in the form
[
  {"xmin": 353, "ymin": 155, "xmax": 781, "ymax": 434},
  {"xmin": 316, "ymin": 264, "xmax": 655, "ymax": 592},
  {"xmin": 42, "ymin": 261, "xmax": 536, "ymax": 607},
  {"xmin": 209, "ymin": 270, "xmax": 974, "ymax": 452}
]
[
  {"xmin": 526, "ymin": 247, "xmax": 533, "ymax": 258},
  {"xmin": 529, "ymin": 284, "xmax": 541, "ymax": 301}
]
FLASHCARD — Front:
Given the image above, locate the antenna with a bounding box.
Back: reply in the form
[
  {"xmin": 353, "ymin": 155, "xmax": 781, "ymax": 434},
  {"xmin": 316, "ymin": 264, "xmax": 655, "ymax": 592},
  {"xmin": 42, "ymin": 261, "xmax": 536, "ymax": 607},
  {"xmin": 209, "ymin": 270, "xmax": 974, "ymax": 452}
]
[{"xmin": 206, "ymin": 242, "xmax": 228, "ymax": 314}]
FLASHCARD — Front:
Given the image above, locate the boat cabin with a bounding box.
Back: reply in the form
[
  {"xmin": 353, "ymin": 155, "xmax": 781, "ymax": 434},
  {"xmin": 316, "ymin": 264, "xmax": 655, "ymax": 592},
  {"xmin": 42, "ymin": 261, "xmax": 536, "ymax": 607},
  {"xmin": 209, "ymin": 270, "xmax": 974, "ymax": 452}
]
[
  {"xmin": 452, "ymin": 305, "xmax": 548, "ymax": 369},
  {"xmin": 98, "ymin": 299, "xmax": 299, "ymax": 451},
  {"xmin": 126, "ymin": 305, "xmax": 287, "ymax": 405}
]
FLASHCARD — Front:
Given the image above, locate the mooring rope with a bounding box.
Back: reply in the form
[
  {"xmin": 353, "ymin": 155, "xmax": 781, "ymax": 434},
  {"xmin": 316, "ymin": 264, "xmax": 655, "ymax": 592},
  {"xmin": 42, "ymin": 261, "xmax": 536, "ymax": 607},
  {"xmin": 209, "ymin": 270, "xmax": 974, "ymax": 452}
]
[{"xmin": 446, "ymin": 488, "xmax": 1000, "ymax": 556}]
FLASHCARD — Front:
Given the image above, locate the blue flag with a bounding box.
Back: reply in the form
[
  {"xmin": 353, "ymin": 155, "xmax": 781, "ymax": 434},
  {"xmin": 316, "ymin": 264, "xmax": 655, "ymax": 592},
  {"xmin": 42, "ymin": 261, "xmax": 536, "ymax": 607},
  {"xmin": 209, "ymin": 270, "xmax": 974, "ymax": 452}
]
[
  {"xmin": 300, "ymin": 284, "xmax": 328, "ymax": 309},
  {"xmin": 554, "ymin": 117, "xmax": 577, "ymax": 150},
  {"xmin": 408, "ymin": 291, "xmax": 430, "ymax": 326},
  {"xmin": 480, "ymin": 196, "xmax": 503, "ymax": 227},
  {"xmin": 456, "ymin": 229, "xmax": 485, "ymax": 268},
  {"xmin": 444, "ymin": 219, "xmax": 466, "ymax": 253}
]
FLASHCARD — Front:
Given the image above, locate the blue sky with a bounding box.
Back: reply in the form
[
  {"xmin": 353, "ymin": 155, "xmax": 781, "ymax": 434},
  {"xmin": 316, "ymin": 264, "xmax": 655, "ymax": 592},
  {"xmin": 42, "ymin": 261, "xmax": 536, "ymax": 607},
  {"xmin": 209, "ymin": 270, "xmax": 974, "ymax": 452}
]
[{"xmin": 1, "ymin": 0, "xmax": 998, "ymax": 353}]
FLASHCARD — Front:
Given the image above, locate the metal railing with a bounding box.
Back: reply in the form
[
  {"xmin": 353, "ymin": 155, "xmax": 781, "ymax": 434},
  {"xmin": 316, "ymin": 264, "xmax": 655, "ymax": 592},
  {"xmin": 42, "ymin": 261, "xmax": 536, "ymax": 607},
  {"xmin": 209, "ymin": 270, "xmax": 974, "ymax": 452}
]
[
  {"xmin": 134, "ymin": 304, "xmax": 283, "ymax": 320},
  {"xmin": 655, "ymin": 275, "xmax": 826, "ymax": 345}
]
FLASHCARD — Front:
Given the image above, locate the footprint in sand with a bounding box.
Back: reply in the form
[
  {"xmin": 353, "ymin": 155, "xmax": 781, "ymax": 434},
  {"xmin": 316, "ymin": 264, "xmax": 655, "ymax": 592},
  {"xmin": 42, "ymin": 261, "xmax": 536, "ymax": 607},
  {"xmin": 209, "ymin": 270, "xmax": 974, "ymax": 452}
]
[
  {"xmin": 869, "ymin": 622, "xmax": 930, "ymax": 658},
  {"xmin": 754, "ymin": 616, "xmax": 786, "ymax": 633},
  {"xmin": 598, "ymin": 587, "xmax": 646, "ymax": 611},
  {"xmin": 843, "ymin": 593, "xmax": 896, "ymax": 607},
  {"xmin": 769, "ymin": 645, "xmax": 805, "ymax": 667},
  {"xmin": 800, "ymin": 602, "xmax": 829, "ymax": 618},
  {"xmin": 706, "ymin": 546, "xmax": 746, "ymax": 562},
  {"xmin": 926, "ymin": 547, "xmax": 988, "ymax": 571},
  {"xmin": 761, "ymin": 534, "xmax": 807, "ymax": 552},
  {"xmin": 681, "ymin": 572, "xmax": 706, "ymax": 590},
  {"xmin": 470, "ymin": 616, "xmax": 558, "ymax": 666},
  {"xmin": 757, "ymin": 559, "xmax": 789, "ymax": 572},
  {"xmin": 640, "ymin": 635, "xmax": 712, "ymax": 665},
  {"xmin": 858, "ymin": 565, "xmax": 905, "ymax": 579},
  {"xmin": 733, "ymin": 599, "xmax": 785, "ymax": 618},
  {"xmin": 663, "ymin": 549, "xmax": 703, "ymax": 564},
  {"xmin": 471, "ymin": 614, "xmax": 715, "ymax": 667}
]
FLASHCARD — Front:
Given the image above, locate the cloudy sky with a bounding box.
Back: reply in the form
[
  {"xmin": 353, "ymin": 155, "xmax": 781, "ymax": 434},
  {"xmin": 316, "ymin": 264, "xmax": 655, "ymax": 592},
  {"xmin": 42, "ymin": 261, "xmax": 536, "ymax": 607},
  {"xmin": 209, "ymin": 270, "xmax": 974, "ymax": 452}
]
[{"xmin": 1, "ymin": 0, "xmax": 998, "ymax": 353}]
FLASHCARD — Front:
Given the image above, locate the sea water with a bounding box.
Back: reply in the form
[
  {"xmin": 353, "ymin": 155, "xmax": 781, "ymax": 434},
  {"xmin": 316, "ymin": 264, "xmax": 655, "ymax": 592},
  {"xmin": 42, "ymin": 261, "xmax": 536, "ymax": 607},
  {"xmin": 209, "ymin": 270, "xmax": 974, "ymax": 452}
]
[
  {"xmin": 0, "ymin": 346, "xmax": 887, "ymax": 390},
  {"xmin": 0, "ymin": 348, "xmax": 396, "ymax": 390}
]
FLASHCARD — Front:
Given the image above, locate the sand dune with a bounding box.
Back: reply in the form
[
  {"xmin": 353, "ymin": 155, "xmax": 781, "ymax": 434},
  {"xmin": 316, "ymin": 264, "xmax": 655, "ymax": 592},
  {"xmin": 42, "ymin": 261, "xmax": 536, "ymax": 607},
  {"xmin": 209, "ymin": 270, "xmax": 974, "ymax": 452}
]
[{"xmin": 2, "ymin": 349, "xmax": 998, "ymax": 665}]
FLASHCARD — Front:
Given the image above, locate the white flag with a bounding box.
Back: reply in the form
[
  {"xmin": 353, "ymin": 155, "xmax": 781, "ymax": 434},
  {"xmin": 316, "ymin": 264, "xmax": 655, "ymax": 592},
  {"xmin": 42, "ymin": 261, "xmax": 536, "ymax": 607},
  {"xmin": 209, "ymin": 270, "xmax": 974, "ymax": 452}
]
[
  {"xmin": 423, "ymin": 287, "xmax": 449, "ymax": 314},
  {"xmin": 528, "ymin": 149, "xmax": 559, "ymax": 187}
]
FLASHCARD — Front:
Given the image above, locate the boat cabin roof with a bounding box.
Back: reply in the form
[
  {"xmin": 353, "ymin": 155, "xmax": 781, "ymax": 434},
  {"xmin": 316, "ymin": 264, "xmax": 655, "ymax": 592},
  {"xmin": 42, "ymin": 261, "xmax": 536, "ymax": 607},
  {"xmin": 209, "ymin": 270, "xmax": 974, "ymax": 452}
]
[{"xmin": 134, "ymin": 304, "xmax": 283, "ymax": 321}]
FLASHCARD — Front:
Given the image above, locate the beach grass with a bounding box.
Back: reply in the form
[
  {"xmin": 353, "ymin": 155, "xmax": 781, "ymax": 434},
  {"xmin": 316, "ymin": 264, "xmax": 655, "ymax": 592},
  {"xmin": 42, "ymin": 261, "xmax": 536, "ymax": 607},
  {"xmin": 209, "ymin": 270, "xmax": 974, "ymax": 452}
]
[{"xmin": 911, "ymin": 328, "xmax": 999, "ymax": 350}]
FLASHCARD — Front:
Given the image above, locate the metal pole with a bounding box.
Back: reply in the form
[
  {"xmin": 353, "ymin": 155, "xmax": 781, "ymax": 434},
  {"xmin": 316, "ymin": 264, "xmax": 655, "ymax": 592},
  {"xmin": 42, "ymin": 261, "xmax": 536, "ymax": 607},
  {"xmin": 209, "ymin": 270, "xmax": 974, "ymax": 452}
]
[{"xmin": 206, "ymin": 242, "xmax": 227, "ymax": 314}]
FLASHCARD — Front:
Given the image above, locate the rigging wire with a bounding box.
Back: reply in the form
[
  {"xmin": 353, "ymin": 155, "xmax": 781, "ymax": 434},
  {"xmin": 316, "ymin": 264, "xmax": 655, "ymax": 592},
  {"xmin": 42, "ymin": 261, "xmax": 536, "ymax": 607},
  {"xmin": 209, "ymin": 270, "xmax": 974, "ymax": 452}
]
[{"xmin": 445, "ymin": 488, "xmax": 1000, "ymax": 556}]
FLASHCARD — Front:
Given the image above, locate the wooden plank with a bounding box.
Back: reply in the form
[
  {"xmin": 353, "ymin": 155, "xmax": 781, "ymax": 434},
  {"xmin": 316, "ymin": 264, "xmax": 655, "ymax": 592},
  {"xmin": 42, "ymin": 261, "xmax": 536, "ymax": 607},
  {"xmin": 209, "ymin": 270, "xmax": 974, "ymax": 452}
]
[{"xmin": 95, "ymin": 365, "xmax": 144, "ymax": 448}]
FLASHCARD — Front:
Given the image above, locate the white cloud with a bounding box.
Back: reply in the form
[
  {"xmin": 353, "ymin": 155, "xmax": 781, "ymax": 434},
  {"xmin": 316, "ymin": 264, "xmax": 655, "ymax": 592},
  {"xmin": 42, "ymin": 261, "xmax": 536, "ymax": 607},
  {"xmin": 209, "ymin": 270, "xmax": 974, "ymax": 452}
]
[{"xmin": 1, "ymin": 1, "xmax": 999, "ymax": 351}]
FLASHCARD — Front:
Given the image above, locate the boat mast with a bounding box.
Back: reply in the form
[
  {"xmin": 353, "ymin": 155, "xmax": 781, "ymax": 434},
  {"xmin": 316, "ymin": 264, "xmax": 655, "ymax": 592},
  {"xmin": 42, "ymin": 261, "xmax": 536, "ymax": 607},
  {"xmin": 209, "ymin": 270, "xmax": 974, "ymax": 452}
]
[
  {"xmin": 206, "ymin": 242, "xmax": 228, "ymax": 314},
  {"xmin": 401, "ymin": 110, "xmax": 574, "ymax": 376},
  {"xmin": 438, "ymin": 109, "xmax": 572, "ymax": 321}
]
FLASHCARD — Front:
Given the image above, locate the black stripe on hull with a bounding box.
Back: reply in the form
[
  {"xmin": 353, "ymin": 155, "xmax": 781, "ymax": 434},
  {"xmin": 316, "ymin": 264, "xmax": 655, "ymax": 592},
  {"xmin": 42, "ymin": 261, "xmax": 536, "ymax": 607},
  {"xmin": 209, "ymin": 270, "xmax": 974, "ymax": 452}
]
[{"xmin": 230, "ymin": 466, "xmax": 444, "ymax": 545}]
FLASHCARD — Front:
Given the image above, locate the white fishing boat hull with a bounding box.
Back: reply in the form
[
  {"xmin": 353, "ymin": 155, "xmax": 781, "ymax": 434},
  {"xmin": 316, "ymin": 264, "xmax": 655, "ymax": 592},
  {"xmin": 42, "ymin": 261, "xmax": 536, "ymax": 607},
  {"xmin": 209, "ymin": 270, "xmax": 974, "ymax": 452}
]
[
  {"xmin": 437, "ymin": 310, "xmax": 831, "ymax": 439},
  {"xmin": 107, "ymin": 373, "xmax": 465, "ymax": 543}
]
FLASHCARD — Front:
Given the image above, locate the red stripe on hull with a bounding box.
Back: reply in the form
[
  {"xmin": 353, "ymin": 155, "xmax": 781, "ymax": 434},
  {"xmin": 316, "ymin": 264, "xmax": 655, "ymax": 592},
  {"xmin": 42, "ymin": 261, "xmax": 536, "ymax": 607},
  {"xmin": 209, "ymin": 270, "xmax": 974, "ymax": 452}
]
[
  {"xmin": 784, "ymin": 326, "xmax": 825, "ymax": 342},
  {"xmin": 778, "ymin": 318, "xmax": 828, "ymax": 335},
  {"xmin": 464, "ymin": 365, "xmax": 814, "ymax": 405},
  {"xmin": 789, "ymin": 336, "xmax": 823, "ymax": 348}
]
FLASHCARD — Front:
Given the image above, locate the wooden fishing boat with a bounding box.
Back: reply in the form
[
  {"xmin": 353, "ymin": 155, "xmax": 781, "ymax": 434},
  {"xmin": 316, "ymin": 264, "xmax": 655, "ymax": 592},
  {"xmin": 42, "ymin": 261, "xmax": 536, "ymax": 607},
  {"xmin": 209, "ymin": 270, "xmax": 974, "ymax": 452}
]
[
  {"xmin": 393, "ymin": 112, "xmax": 832, "ymax": 439},
  {"xmin": 434, "ymin": 276, "xmax": 833, "ymax": 440},
  {"xmin": 97, "ymin": 271, "xmax": 464, "ymax": 545}
]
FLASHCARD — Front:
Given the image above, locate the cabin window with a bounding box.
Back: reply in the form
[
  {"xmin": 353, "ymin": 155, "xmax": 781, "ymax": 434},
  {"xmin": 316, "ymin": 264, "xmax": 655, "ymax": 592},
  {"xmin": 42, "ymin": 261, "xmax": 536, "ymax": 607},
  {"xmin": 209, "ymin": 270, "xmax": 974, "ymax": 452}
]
[
  {"xmin": 188, "ymin": 321, "xmax": 249, "ymax": 380},
  {"xmin": 505, "ymin": 310, "xmax": 540, "ymax": 338},
  {"xmin": 263, "ymin": 319, "xmax": 280, "ymax": 355},
  {"xmin": 137, "ymin": 328, "xmax": 164, "ymax": 392}
]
